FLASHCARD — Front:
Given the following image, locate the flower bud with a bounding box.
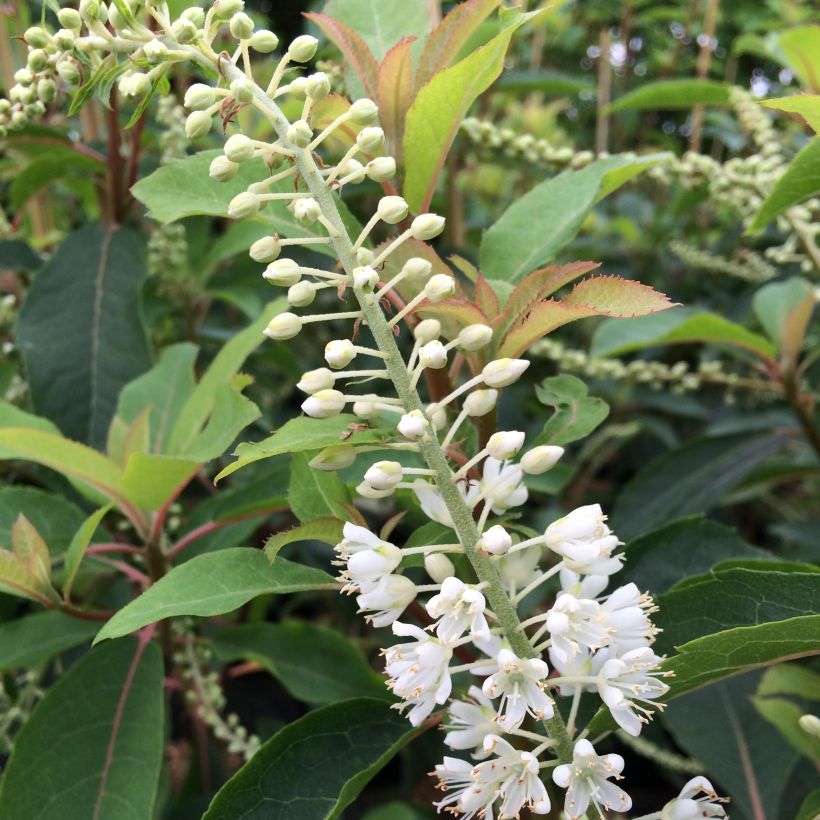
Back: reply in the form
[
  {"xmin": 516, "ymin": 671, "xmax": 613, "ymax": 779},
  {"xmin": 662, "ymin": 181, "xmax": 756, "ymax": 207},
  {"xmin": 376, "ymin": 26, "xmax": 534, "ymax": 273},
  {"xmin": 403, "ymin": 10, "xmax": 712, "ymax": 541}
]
[
  {"xmin": 297, "ymin": 368, "xmax": 335, "ymax": 394},
  {"xmin": 182, "ymin": 6, "xmax": 206, "ymax": 24},
  {"xmin": 364, "ymin": 460, "xmax": 403, "ymax": 491},
  {"xmin": 287, "ymin": 119, "xmax": 313, "ymax": 148},
  {"xmin": 306, "ymin": 72, "xmax": 331, "ymax": 100},
  {"xmin": 402, "ymin": 257, "xmax": 433, "ymax": 282},
  {"xmin": 477, "ymin": 524, "xmax": 512, "ymax": 556},
  {"xmin": 302, "ymin": 389, "xmax": 345, "ymax": 418},
  {"xmin": 227, "ymin": 191, "xmax": 261, "ymax": 219},
  {"xmin": 425, "ymin": 553, "xmax": 455, "ymax": 583},
  {"xmin": 14, "ymin": 69, "xmax": 33, "ymax": 86},
  {"xmin": 424, "ymin": 274, "xmax": 455, "ymax": 302},
  {"xmin": 54, "ymin": 29, "xmax": 76, "ymax": 49},
  {"xmin": 37, "ymin": 78, "xmax": 57, "ymax": 103},
  {"xmin": 250, "ymin": 237, "xmax": 282, "ymax": 263},
  {"xmin": 411, "ymin": 213, "xmax": 446, "ymax": 240},
  {"xmin": 171, "ymin": 17, "xmax": 198, "ymax": 42},
  {"xmin": 209, "ymin": 155, "xmax": 239, "ymax": 182},
  {"xmin": 426, "ymin": 403, "xmax": 447, "ymax": 431},
  {"xmin": 230, "ymin": 77, "xmax": 254, "ymax": 103},
  {"xmin": 356, "ymin": 247, "xmax": 375, "ymax": 265},
  {"xmin": 457, "ymin": 323, "xmax": 492, "ymax": 351},
  {"xmin": 287, "ymin": 281, "xmax": 316, "ymax": 307},
  {"xmin": 352, "ymin": 397, "xmax": 379, "ymax": 419},
  {"xmin": 143, "ymin": 40, "xmax": 168, "ymax": 64},
  {"xmin": 291, "ymin": 197, "xmax": 321, "ymax": 225},
  {"xmin": 120, "ymin": 72, "xmax": 151, "ymax": 97},
  {"xmin": 249, "ymin": 29, "xmax": 278, "ymax": 52},
  {"xmin": 487, "ymin": 430, "xmax": 525, "ymax": 461},
  {"xmin": 310, "ymin": 444, "xmax": 356, "ymax": 471},
  {"xmin": 27, "ymin": 49, "xmax": 49, "ymax": 72},
  {"xmin": 356, "ymin": 126, "xmax": 384, "ymax": 153},
  {"xmin": 419, "ymin": 340, "xmax": 447, "ymax": 369},
  {"xmin": 224, "ymin": 132, "xmax": 255, "ymax": 162},
  {"xmin": 356, "ymin": 482, "xmax": 392, "ymax": 499},
  {"xmin": 366, "ymin": 156, "xmax": 396, "ymax": 181},
  {"xmin": 337, "ymin": 157, "xmax": 366, "ymax": 183},
  {"xmin": 482, "ymin": 358, "xmax": 529, "ymax": 388},
  {"xmin": 184, "ymin": 83, "xmax": 215, "ymax": 111},
  {"xmin": 263, "ymin": 258, "xmax": 301, "ymax": 285},
  {"xmin": 58, "ymin": 8, "xmax": 82, "ymax": 28},
  {"xmin": 288, "ymin": 34, "xmax": 318, "ymax": 62},
  {"xmin": 24, "ymin": 26, "xmax": 49, "ymax": 47},
  {"xmin": 56, "ymin": 60, "xmax": 80, "ymax": 84},
  {"xmin": 185, "ymin": 110, "xmax": 213, "ymax": 139},
  {"xmin": 463, "ymin": 389, "xmax": 498, "ymax": 417},
  {"xmin": 398, "ymin": 410, "xmax": 427, "ymax": 441},
  {"xmin": 798, "ymin": 714, "xmax": 820, "ymax": 738},
  {"xmin": 521, "ymin": 445, "xmax": 564, "ymax": 475},
  {"xmin": 264, "ymin": 312, "xmax": 302, "ymax": 340},
  {"xmin": 377, "ymin": 195, "xmax": 408, "ymax": 224},
  {"xmin": 348, "ymin": 98, "xmax": 378, "ymax": 125},
  {"xmin": 325, "ymin": 339, "xmax": 356, "ymax": 369},
  {"xmin": 79, "ymin": 0, "xmax": 103, "ymax": 22},
  {"xmin": 212, "ymin": 0, "xmax": 244, "ymax": 20},
  {"xmin": 413, "ymin": 318, "xmax": 441, "ymax": 345},
  {"xmin": 353, "ymin": 266, "xmax": 379, "ymax": 289},
  {"xmin": 229, "ymin": 11, "xmax": 254, "ymax": 39}
]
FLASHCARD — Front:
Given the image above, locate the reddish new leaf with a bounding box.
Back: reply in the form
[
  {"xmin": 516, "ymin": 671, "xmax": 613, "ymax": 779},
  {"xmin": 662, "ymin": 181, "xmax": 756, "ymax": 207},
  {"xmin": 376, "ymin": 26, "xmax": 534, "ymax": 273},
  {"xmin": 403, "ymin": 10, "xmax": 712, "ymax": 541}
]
[
  {"xmin": 474, "ymin": 274, "xmax": 501, "ymax": 320},
  {"xmin": 377, "ymin": 37, "xmax": 417, "ymax": 167},
  {"xmin": 416, "ymin": 0, "xmax": 501, "ymax": 90},
  {"xmin": 416, "ymin": 298, "xmax": 490, "ymax": 340},
  {"xmin": 304, "ymin": 13, "xmax": 379, "ymax": 100}
]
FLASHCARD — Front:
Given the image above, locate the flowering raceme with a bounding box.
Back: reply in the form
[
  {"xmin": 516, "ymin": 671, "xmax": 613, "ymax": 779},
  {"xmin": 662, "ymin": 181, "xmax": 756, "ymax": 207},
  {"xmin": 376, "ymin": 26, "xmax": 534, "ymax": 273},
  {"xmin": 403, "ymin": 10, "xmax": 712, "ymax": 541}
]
[{"xmin": 0, "ymin": 5, "xmax": 729, "ymax": 817}]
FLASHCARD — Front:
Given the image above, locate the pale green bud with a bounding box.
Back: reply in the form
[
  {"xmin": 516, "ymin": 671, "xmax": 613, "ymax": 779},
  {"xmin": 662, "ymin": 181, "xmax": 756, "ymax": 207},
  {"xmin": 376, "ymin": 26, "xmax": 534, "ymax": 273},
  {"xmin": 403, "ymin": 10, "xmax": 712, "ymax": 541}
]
[
  {"xmin": 56, "ymin": 59, "xmax": 80, "ymax": 84},
  {"xmin": 209, "ymin": 155, "xmax": 239, "ymax": 182},
  {"xmin": 457, "ymin": 323, "xmax": 493, "ymax": 352},
  {"xmin": 182, "ymin": 6, "xmax": 206, "ymax": 25},
  {"xmin": 287, "ymin": 280, "xmax": 316, "ymax": 307},
  {"xmin": 227, "ymin": 191, "xmax": 261, "ymax": 219},
  {"xmin": 356, "ymin": 126, "xmax": 384, "ymax": 154},
  {"xmin": 799, "ymin": 714, "xmax": 820, "ymax": 738},
  {"xmin": 171, "ymin": 17, "xmax": 198, "ymax": 42},
  {"xmin": 424, "ymin": 553, "xmax": 455, "ymax": 583},
  {"xmin": 14, "ymin": 68, "xmax": 33, "ymax": 86},
  {"xmin": 27, "ymin": 49, "xmax": 49, "ymax": 72},
  {"xmin": 310, "ymin": 445, "xmax": 355, "ymax": 471},
  {"xmin": 229, "ymin": 11, "xmax": 254, "ymax": 39},
  {"xmin": 57, "ymin": 8, "xmax": 82, "ymax": 29},
  {"xmin": 79, "ymin": 0, "xmax": 103, "ymax": 22},
  {"xmin": 287, "ymin": 119, "xmax": 313, "ymax": 148},
  {"xmin": 376, "ymin": 195, "xmax": 408, "ymax": 224},
  {"xmin": 230, "ymin": 77, "xmax": 253, "ymax": 103},
  {"xmin": 263, "ymin": 258, "xmax": 301, "ymax": 285},
  {"xmin": 348, "ymin": 98, "xmax": 378, "ymax": 125},
  {"xmin": 224, "ymin": 133, "xmax": 255, "ymax": 162},
  {"xmin": 185, "ymin": 110, "xmax": 213, "ymax": 139},
  {"xmin": 211, "ymin": 0, "xmax": 244, "ymax": 20},
  {"xmin": 142, "ymin": 39, "xmax": 168, "ymax": 63},
  {"xmin": 366, "ymin": 156, "xmax": 396, "ymax": 182},
  {"xmin": 411, "ymin": 213, "xmax": 446, "ymax": 240},
  {"xmin": 287, "ymin": 34, "xmax": 318, "ymax": 63},
  {"xmin": 248, "ymin": 29, "xmax": 278, "ymax": 53},
  {"xmin": 250, "ymin": 236, "xmax": 282, "ymax": 263},
  {"xmin": 184, "ymin": 83, "xmax": 215, "ymax": 110},
  {"xmin": 24, "ymin": 26, "xmax": 50, "ymax": 48},
  {"xmin": 305, "ymin": 72, "xmax": 330, "ymax": 100},
  {"xmin": 54, "ymin": 28, "xmax": 76, "ymax": 49},
  {"xmin": 264, "ymin": 312, "xmax": 303, "ymax": 341},
  {"xmin": 38, "ymin": 78, "xmax": 57, "ymax": 103}
]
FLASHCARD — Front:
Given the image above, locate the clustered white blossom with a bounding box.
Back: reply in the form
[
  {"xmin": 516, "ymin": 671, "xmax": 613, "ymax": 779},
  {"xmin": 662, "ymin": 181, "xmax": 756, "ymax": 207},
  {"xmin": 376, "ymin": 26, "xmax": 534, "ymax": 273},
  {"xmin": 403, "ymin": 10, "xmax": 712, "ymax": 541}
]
[{"xmin": 3, "ymin": 4, "xmax": 729, "ymax": 817}]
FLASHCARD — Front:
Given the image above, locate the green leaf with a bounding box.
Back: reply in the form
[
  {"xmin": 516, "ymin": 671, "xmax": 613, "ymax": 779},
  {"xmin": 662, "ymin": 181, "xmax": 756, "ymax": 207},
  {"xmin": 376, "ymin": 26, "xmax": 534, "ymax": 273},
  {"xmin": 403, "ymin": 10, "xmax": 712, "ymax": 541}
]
[
  {"xmin": 495, "ymin": 69, "xmax": 593, "ymax": 95},
  {"xmin": 289, "ymin": 452, "xmax": 351, "ymax": 522},
  {"xmin": 797, "ymin": 789, "xmax": 820, "ymax": 820},
  {"xmin": 0, "ymin": 238, "xmax": 43, "ymax": 272},
  {"xmin": 322, "ymin": 0, "xmax": 429, "ymax": 61},
  {"xmin": 403, "ymin": 8, "xmax": 541, "ymax": 212},
  {"xmin": 15, "ymin": 224, "xmax": 152, "ymax": 449},
  {"xmin": 0, "ymin": 487, "xmax": 87, "ymax": 555},
  {"xmin": 747, "ymin": 138, "xmax": 820, "ymax": 233},
  {"xmin": 94, "ymin": 549, "xmax": 335, "ymax": 642},
  {"xmin": 202, "ymin": 698, "xmax": 418, "ymax": 820},
  {"xmin": 0, "ymin": 638, "xmax": 164, "ymax": 820},
  {"xmin": 776, "ymin": 26, "xmax": 820, "ymax": 92},
  {"xmin": 752, "ymin": 276, "xmax": 814, "ymax": 349},
  {"xmin": 265, "ymin": 517, "xmax": 344, "ymax": 561},
  {"xmin": 534, "ymin": 375, "xmax": 609, "ymax": 446},
  {"xmin": 606, "ymin": 79, "xmax": 732, "ymax": 113},
  {"xmin": 0, "ymin": 610, "xmax": 97, "ymax": 670},
  {"xmin": 63, "ymin": 504, "xmax": 112, "ymax": 601},
  {"xmin": 479, "ymin": 153, "xmax": 668, "ymax": 282},
  {"xmin": 612, "ymin": 432, "xmax": 790, "ymax": 540},
  {"xmin": 362, "ymin": 802, "xmax": 431, "ymax": 820},
  {"xmin": 213, "ymin": 621, "xmax": 386, "ymax": 704},
  {"xmin": 117, "ymin": 342, "xmax": 198, "ymax": 452},
  {"xmin": 167, "ymin": 299, "xmax": 285, "ymax": 455},
  {"xmin": 10, "ymin": 152, "xmax": 102, "ymax": 211},
  {"xmin": 761, "ymin": 94, "xmax": 820, "ymax": 133},
  {"xmin": 591, "ymin": 308, "xmax": 776, "ymax": 359},
  {"xmin": 120, "ymin": 453, "xmax": 199, "ymax": 511}
]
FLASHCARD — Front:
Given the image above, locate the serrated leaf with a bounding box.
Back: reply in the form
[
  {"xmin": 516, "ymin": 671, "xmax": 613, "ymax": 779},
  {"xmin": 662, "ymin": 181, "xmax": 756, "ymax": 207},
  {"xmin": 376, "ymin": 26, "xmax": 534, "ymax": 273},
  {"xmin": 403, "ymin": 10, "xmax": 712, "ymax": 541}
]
[
  {"xmin": 747, "ymin": 138, "xmax": 820, "ymax": 233},
  {"xmin": 202, "ymin": 698, "xmax": 418, "ymax": 820},
  {"xmin": 0, "ymin": 638, "xmax": 164, "ymax": 820},
  {"xmin": 0, "ymin": 611, "xmax": 98, "ymax": 670},
  {"xmin": 16, "ymin": 224, "xmax": 152, "ymax": 449},
  {"xmin": 265, "ymin": 517, "xmax": 344, "ymax": 562},
  {"xmin": 212, "ymin": 621, "xmax": 386, "ymax": 704},
  {"xmin": 606, "ymin": 79, "xmax": 732, "ymax": 113},
  {"xmin": 416, "ymin": 298, "xmax": 490, "ymax": 337},
  {"xmin": 63, "ymin": 504, "xmax": 112, "ymax": 601},
  {"xmin": 94, "ymin": 549, "xmax": 335, "ymax": 642},
  {"xmin": 534, "ymin": 375, "xmax": 609, "ymax": 446},
  {"xmin": 377, "ymin": 36, "xmax": 416, "ymax": 166},
  {"xmin": 761, "ymin": 94, "xmax": 820, "ymax": 132}
]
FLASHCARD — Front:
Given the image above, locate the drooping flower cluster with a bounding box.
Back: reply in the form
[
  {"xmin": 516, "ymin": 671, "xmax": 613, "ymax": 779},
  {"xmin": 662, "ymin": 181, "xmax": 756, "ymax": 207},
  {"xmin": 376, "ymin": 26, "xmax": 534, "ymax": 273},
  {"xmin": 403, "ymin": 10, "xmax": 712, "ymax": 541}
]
[{"xmin": 3, "ymin": 5, "xmax": 728, "ymax": 817}]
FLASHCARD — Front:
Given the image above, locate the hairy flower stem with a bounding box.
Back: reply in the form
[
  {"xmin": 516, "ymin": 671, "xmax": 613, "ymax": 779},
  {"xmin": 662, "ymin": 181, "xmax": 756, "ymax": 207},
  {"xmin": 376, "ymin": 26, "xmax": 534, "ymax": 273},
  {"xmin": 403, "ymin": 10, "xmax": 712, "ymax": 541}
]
[{"xmin": 194, "ymin": 46, "xmax": 577, "ymax": 765}]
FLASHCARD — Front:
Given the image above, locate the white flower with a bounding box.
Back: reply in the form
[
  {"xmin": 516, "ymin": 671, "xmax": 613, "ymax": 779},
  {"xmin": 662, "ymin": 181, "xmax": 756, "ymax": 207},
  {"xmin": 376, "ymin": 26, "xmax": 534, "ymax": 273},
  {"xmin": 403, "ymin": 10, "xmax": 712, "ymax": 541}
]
[
  {"xmin": 413, "ymin": 480, "xmax": 477, "ymax": 529},
  {"xmin": 486, "ymin": 430, "xmax": 525, "ymax": 461},
  {"xmin": 362, "ymin": 460, "xmax": 403, "ymax": 491},
  {"xmin": 352, "ymin": 265, "xmax": 379, "ymax": 289},
  {"xmin": 552, "ymin": 739, "xmax": 631, "ymax": 820},
  {"xmin": 418, "ymin": 340, "xmax": 448, "ymax": 369},
  {"xmin": 476, "ymin": 524, "xmax": 512, "ymax": 556},
  {"xmin": 398, "ymin": 409, "xmax": 427, "ymax": 440},
  {"xmin": 546, "ymin": 593, "xmax": 611, "ymax": 665},
  {"xmin": 426, "ymin": 577, "xmax": 490, "ymax": 644},
  {"xmin": 520, "ymin": 445, "xmax": 564, "ymax": 474},
  {"xmin": 559, "ymin": 568, "xmax": 609, "ymax": 599},
  {"xmin": 549, "ymin": 646, "xmax": 597, "ymax": 697},
  {"xmin": 357, "ymin": 574, "xmax": 416, "ymax": 627},
  {"xmin": 434, "ymin": 736, "xmax": 550, "ymax": 819},
  {"xmin": 595, "ymin": 646, "xmax": 670, "ymax": 736},
  {"xmin": 601, "ymin": 582, "xmax": 659, "ymax": 653},
  {"xmin": 544, "ymin": 503, "xmax": 623, "ymax": 575},
  {"xmin": 479, "ymin": 457, "xmax": 528, "ymax": 513},
  {"xmin": 385, "ymin": 622, "xmax": 452, "ymax": 725},
  {"xmin": 444, "ymin": 686, "xmax": 499, "ymax": 758},
  {"xmin": 337, "ymin": 529, "xmax": 402, "ymax": 594},
  {"xmin": 661, "ymin": 776, "xmax": 728, "ymax": 819},
  {"xmin": 482, "ymin": 648, "xmax": 553, "ymax": 730},
  {"xmin": 325, "ymin": 338, "xmax": 356, "ymax": 368},
  {"xmin": 496, "ymin": 545, "xmax": 541, "ymax": 589}
]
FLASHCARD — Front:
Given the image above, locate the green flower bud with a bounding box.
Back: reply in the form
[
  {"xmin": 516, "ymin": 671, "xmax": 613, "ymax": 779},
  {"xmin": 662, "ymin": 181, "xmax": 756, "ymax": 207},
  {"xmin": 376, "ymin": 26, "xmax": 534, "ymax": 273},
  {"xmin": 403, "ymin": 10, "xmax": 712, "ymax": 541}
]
[
  {"xmin": 356, "ymin": 126, "xmax": 384, "ymax": 154},
  {"xmin": 142, "ymin": 39, "xmax": 168, "ymax": 63},
  {"xmin": 348, "ymin": 97, "xmax": 378, "ymax": 125},
  {"xmin": 228, "ymin": 191, "xmax": 261, "ymax": 219},
  {"xmin": 224, "ymin": 132, "xmax": 255, "ymax": 162},
  {"xmin": 287, "ymin": 34, "xmax": 318, "ymax": 63},
  {"xmin": 366, "ymin": 156, "xmax": 395, "ymax": 181},
  {"xmin": 185, "ymin": 109, "xmax": 213, "ymax": 139},
  {"xmin": 24, "ymin": 26, "xmax": 50, "ymax": 48},
  {"xmin": 79, "ymin": 0, "xmax": 103, "ymax": 22},
  {"xmin": 305, "ymin": 72, "xmax": 330, "ymax": 100},
  {"xmin": 27, "ymin": 49, "xmax": 49, "ymax": 72},
  {"xmin": 183, "ymin": 83, "xmax": 215, "ymax": 110},
  {"xmin": 250, "ymin": 236, "xmax": 282, "ymax": 263},
  {"xmin": 230, "ymin": 77, "xmax": 253, "ymax": 103},
  {"xmin": 108, "ymin": 4, "xmax": 128, "ymax": 30},
  {"xmin": 209, "ymin": 155, "xmax": 239, "ymax": 182},
  {"xmin": 248, "ymin": 28, "xmax": 278, "ymax": 52},
  {"xmin": 171, "ymin": 17, "xmax": 198, "ymax": 42},
  {"xmin": 57, "ymin": 8, "xmax": 83, "ymax": 29},
  {"xmin": 229, "ymin": 11, "xmax": 254, "ymax": 39},
  {"xmin": 287, "ymin": 119, "xmax": 312, "ymax": 148},
  {"xmin": 57, "ymin": 59, "xmax": 81, "ymax": 84},
  {"xmin": 54, "ymin": 29, "xmax": 76, "ymax": 50},
  {"xmin": 211, "ymin": 0, "xmax": 244, "ymax": 20},
  {"xmin": 11, "ymin": 110, "xmax": 28, "ymax": 128},
  {"xmin": 182, "ymin": 6, "xmax": 205, "ymax": 25},
  {"xmin": 14, "ymin": 68, "xmax": 33, "ymax": 86},
  {"xmin": 37, "ymin": 78, "xmax": 58, "ymax": 103}
]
